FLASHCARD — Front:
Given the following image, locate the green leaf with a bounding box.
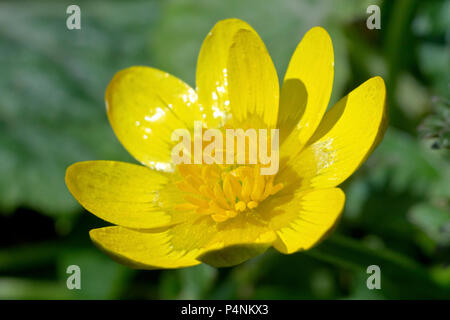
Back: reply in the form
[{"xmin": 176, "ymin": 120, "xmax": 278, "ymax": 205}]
[
  {"xmin": 409, "ymin": 203, "xmax": 450, "ymax": 246},
  {"xmin": 177, "ymin": 264, "xmax": 217, "ymax": 299},
  {"xmin": 159, "ymin": 264, "xmax": 217, "ymax": 299},
  {"xmin": 0, "ymin": 278, "xmax": 73, "ymax": 299},
  {"xmin": 366, "ymin": 128, "xmax": 446, "ymax": 196},
  {"xmin": 306, "ymin": 234, "xmax": 450, "ymax": 298},
  {"xmin": 0, "ymin": 1, "xmax": 159, "ymax": 217},
  {"xmin": 0, "ymin": 243, "xmax": 133, "ymax": 299},
  {"xmin": 414, "ymin": 0, "xmax": 450, "ymax": 98},
  {"xmin": 57, "ymin": 248, "xmax": 133, "ymax": 299},
  {"xmin": 0, "ymin": 242, "xmax": 62, "ymax": 272},
  {"xmin": 418, "ymin": 97, "xmax": 450, "ymax": 150}
]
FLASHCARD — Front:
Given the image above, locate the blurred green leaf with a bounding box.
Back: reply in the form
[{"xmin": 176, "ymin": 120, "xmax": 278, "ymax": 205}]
[
  {"xmin": 366, "ymin": 128, "xmax": 446, "ymax": 197},
  {"xmin": 1, "ymin": 243, "xmax": 134, "ymax": 299},
  {"xmin": 0, "ymin": 242, "xmax": 62, "ymax": 272},
  {"xmin": 344, "ymin": 271, "xmax": 385, "ymax": 300},
  {"xmin": 431, "ymin": 265, "xmax": 450, "ymax": 285},
  {"xmin": 307, "ymin": 234, "xmax": 450, "ymax": 298},
  {"xmin": 418, "ymin": 97, "xmax": 450, "ymax": 150},
  {"xmin": 0, "ymin": 278, "xmax": 73, "ymax": 299},
  {"xmin": 418, "ymin": 43, "xmax": 450, "ymax": 98},
  {"xmin": 414, "ymin": 0, "xmax": 450, "ymax": 98},
  {"xmin": 408, "ymin": 203, "xmax": 450, "ymax": 246},
  {"xmin": 57, "ymin": 248, "xmax": 133, "ymax": 299},
  {"xmin": 160, "ymin": 263, "xmax": 217, "ymax": 299},
  {"xmin": 343, "ymin": 127, "xmax": 449, "ymax": 250},
  {"xmin": 0, "ymin": 1, "xmax": 159, "ymax": 218}
]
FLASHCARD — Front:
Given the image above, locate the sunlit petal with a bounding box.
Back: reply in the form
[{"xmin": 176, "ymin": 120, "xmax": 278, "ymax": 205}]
[
  {"xmin": 278, "ymin": 77, "xmax": 387, "ymax": 190},
  {"xmin": 196, "ymin": 18, "xmax": 279, "ymax": 129},
  {"xmin": 65, "ymin": 161, "xmax": 177, "ymax": 229},
  {"xmin": 106, "ymin": 66, "xmax": 202, "ymax": 171}
]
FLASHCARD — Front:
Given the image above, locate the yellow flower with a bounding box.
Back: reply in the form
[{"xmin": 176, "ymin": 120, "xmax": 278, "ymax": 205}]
[{"xmin": 65, "ymin": 19, "xmax": 387, "ymax": 269}]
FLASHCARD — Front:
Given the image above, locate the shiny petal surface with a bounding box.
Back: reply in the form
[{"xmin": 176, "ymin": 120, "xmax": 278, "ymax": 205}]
[
  {"xmin": 226, "ymin": 29, "xmax": 279, "ymax": 128},
  {"xmin": 90, "ymin": 211, "xmax": 276, "ymax": 269},
  {"xmin": 197, "ymin": 213, "xmax": 276, "ymax": 267},
  {"xmin": 72, "ymin": 21, "xmax": 390, "ymax": 270},
  {"xmin": 66, "ymin": 161, "xmax": 174, "ymax": 229},
  {"xmin": 196, "ymin": 18, "xmax": 279, "ymax": 129},
  {"xmin": 278, "ymin": 27, "xmax": 334, "ymax": 147},
  {"xmin": 263, "ymin": 188, "xmax": 345, "ymax": 253},
  {"xmin": 90, "ymin": 226, "xmax": 202, "ymax": 269},
  {"xmin": 106, "ymin": 66, "xmax": 202, "ymax": 171},
  {"xmin": 279, "ymin": 76, "xmax": 387, "ymax": 190}
]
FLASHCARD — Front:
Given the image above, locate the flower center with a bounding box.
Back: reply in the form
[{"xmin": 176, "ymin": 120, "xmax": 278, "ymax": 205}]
[{"xmin": 174, "ymin": 163, "xmax": 284, "ymax": 222}]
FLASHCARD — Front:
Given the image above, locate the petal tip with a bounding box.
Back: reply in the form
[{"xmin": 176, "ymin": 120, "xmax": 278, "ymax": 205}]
[
  {"xmin": 335, "ymin": 188, "xmax": 346, "ymax": 211},
  {"xmin": 305, "ymin": 26, "xmax": 332, "ymax": 44},
  {"xmin": 212, "ymin": 18, "xmax": 252, "ymax": 32},
  {"xmin": 309, "ymin": 25, "xmax": 330, "ymax": 36},
  {"xmin": 367, "ymin": 76, "xmax": 387, "ymax": 108},
  {"xmin": 89, "ymin": 228, "xmax": 108, "ymax": 250},
  {"xmin": 369, "ymin": 76, "xmax": 386, "ymax": 91},
  {"xmin": 89, "ymin": 227, "xmax": 103, "ymax": 242},
  {"xmin": 65, "ymin": 162, "xmax": 82, "ymax": 194}
]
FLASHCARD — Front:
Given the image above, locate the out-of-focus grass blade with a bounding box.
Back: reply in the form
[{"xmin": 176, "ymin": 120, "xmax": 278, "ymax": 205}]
[
  {"xmin": 57, "ymin": 249, "xmax": 133, "ymax": 299},
  {"xmin": 307, "ymin": 234, "xmax": 450, "ymax": 298},
  {"xmin": 409, "ymin": 203, "xmax": 450, "ymax": 246},
  {"xmin": 0, "ymin": 278, "xmax": 74, "ymax": 299},
  {"xmin": 159, "ymin": 264, "xmax": 217, "ymax": 299},
  {"xmin": 0, "ymin": 242, "xmax": 63, "ymax": 272}
]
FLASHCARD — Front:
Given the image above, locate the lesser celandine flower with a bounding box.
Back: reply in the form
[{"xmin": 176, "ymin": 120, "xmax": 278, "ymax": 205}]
[{"xmin": 65, "ymin": 19, "xmax": 387, "ymax": 268}]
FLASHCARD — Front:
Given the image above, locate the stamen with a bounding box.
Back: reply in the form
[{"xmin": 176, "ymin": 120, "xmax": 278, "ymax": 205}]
[
  {"xmin": 247, "ymin": 201, "xmax": 258, "ymax": 209},
  {"xmin": 235, "ymin": 201, "xmax": 246, "ymax": 212},
  {"xmin": 174, "ymin": 163, "xmax": 284, "ymax": 223}
]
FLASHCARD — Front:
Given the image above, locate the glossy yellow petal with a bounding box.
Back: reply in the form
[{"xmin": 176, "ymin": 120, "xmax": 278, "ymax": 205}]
[
  {"xmin": 197, "ymin": 213, "xmax": 276, "ymax": 267},
  {"xmin": 278, "ymin": 27, "xmax": 334, "ymax": 146},
  {"xmin": 226, "ymin": 29, "xmax": 279, "ymax": 128},
  {"xmin": 199, "ymin": 244, "xmax": 269, "ymax": 268},
  {"xmin": 196, "ymin": 18, "xmax": 279, "ymax": 129},
  {"xmin": 262, "ymin": 188, "xmax": 345, "ymax": 254},
  {"xmin": 90, "ymin": 208, "xmax": 275, "ymax": 269},
  {"xmin": 66, "ymin": 161, "xmax": 175, "ymax": 229},
  {"xmin": 106, "ymin": 66, "xmax": 202, "ymax": 170},
  {"xmin": 279, "ymin": 76, "xmax": 387, "ymax": 190},
  {"xmin": 90, "ymin": 226, "xmax": 202, "ymax": 269},
  {"xmin": 196, "ymin": 19, "xmax": 252, "ymax": 128}
]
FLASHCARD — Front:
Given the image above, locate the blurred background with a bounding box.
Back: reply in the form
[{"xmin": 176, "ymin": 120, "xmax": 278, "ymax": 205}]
[{"xmin": 0, "ymin": 0, "xmax": 449, "ymax": 299}]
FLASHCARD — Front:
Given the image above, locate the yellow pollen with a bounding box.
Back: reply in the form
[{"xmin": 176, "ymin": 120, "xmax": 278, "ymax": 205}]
[
  {"xmin": 235, "ymin": 201, "xmax": 246, "ymax": 212},
  {"xmin": 247, "ymin": 201, "xmax": 258, "ymax": 209},
  {"xmin": 174, "ymin": 163, "xmax": 284, "ymax": 223}
]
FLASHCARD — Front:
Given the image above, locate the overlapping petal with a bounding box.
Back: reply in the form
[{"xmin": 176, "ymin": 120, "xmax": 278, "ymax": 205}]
[
  {"xmin": 90, "ymin": 226, "xmax": 203, "ymax": 269},
  {"xmin": 66, "ymin": 161, "xmax": 176, "ymax": 229},
  {"xmin": 278, "ymin": 76, "xmax": 387, "ymax": 190},
  {"xmin": 278, "ymin": 27, "xmax": 334, "ymax": 145},
  {"xmin": 261, "ymin": 188, "xmax": 345, "ymax": 253},
  {"xmin": 90, "ymin": 209, "xmax": 276, "ymax": 269},
  {"xmin": 196, "ymin": 18, "xmax": 279, "ymax": 129},
  {"xmin": 196, "ymin": 213, "xmax": 276, "ymax": 267},
  {"xmin": 105, "ymin": 66, "xmax": 202, "ymax": 171}
]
